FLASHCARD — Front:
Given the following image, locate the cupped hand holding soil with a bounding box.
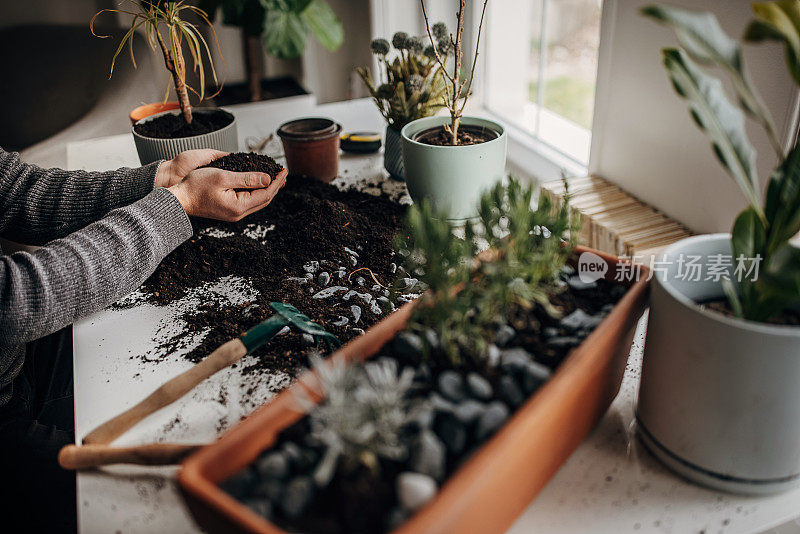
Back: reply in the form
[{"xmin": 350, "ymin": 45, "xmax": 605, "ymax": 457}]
[{"xmin": 166, "ymin": 152, "xmax": 287, "ymax": 222}]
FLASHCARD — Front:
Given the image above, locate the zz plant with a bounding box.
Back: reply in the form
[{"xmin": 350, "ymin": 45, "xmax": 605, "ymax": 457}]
[
  {"xmin": 644, "ymin": 2, "xmax": 800, "ymax": 322},
  {"xmin": 398, "ymin": 177, "xmax": 580, "ymax": 364},
  {"xmin": 92, "ymin": 0, "xmax": 222, "ymax": 125},
  {"xmin": 357, "ymin": 30, "xmax": 448, "ymax": 132}
]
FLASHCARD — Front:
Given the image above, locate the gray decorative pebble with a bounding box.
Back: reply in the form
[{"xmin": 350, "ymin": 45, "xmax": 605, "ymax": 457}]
[
  {"xmin": 495, "ymin": 325, "xmax": 516, "ymax": 347},
  {"xmin": 377, "ymin": 296, "xmax": 395, "ymax": 312},
  {"xmin": 521, "ymin": 361, "xmax": 551, "ymax": 394},
  {"xmin": 286, "ymin": 276, "xmax": 308, "ymax": 284},
  {"xmin": 303, "ymin": 261, "xmax": 319, "ymax": 273},
  {"xmin": 560, "ymin": 309, "xmax": 603, "ymax": 331},
  {"xmin": 397, "ymin": 472, "xmax": 438, "ymax": 512},
  {"xmin": 394, "ymin": 331, "xmax": 423, "ymax": 358},
  {"xmin": 567, "ymin": 276, "xmax": 597, "ymax": 291},
  {"xmin": 343, "ymin": 246, "xmax": 359, "ymax": 257},
  {"xmin": 498, "ymin": 375, "xmax": 525, "ymax": 408},
  {"xmin": 387, "ymin": 506, "xmax": 409, "ymax": 531},
  {"xmin": 351, "ymin": 305, "xmax": 362, "ymax": 323},
  {"xmin": 454, "ymin": 399, "xmax": 486, "ymax": 424},
  {"xmin": 332, "ymin": 316, "xmax": 349, "ymax": 326},
  {"xmin": 280, "ymin": 476, "xmax": 314, "ymax": 519},
  {"xmin": 389, "ymin": 262, "xmax": 398, "ymax": 274},
  {"xmin": 253, "ymin": 477, "xmax": 283, "ymax": 501},
  {"xmin": 436, "ymin": 413, "xmax": 467, "ymax": 453},
  {"xmin": 421, "ymin": 328, "xmax": 440, "ymax": 350},
  {"xmin": 243, "ymin": 498, "xmax": 272, "ymax": 519},
  {"xmin": 352, "ymin": 328, "xmax": 366, "ymax": 335},
  {"xmin": 546, "ymin": 336, "xmax": 581, "ymax": 349},
  {"xmin": 476, "ymin": 401, "xmax": 510, "ymax": 441},
  {"xmin": 372, "ymin": 284, "xmax": 383, "ymax": 292},
  {"xmin": 312, "ymin": 286, "xmax": 348, "ymax": 299},
  {"xmin": 486, "ymin": 344, "xmax": 501, "ymax": 367},
  {"xmin": 356, "ymin": 276, "xmax": 366, "ymax": 287},
  {"xmin": 500, "ymin": 348, "xmax": 532, "ymax": 371},
  {"xmin": 304, "ymin": 272, "xmax": 315, "ymax": 280},
  {"xmin": 317, "ymin": 271, "xmax": 330, "ymax": 286},
  {"xmin": 428, "ymin": 392, "xmax": 456, "ymax": 414},
  {"xmin": 301, "ymin": 334, "xmax": 316, "ymax": 347},
  {"xmin": 466, "ymin": 372, "xmax": 493, "ymax": 400},
  {"xmin": 437, "ymin": 370, "xmax": 466, "ymax": 402},
  {"xmin": 349, "ymin": 255, "xmax": 358, "ymax": 266},
  {"xmin": 409, "ymin": 430, "xmax": 446, "ymax": 480},
  {"xmin": 256, "ymin": 452, "xmax": 288, "ymax": 479},
  {"xmin": 276, "ymin": 326, "xmax": 290, "ymax": 336},
  {"xmin": 281, "ymin": 442, "xmax": 302, "ymax": 465}
]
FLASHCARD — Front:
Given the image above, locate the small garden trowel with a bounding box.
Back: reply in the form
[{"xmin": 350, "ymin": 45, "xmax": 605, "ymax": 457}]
[{"xmin": 77, "ymin": 302, "xmax": 340, "ymax": 451}]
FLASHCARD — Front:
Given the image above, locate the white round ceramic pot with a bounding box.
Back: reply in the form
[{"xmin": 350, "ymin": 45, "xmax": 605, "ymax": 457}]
[
  {"xmin": 637, "ymin": 233, "xmax": 800, "ymax": 494},
  {"xmin": 132, "ymin": 108, "xmax": 238, "ymax": 165},
  {"xmin": 401, "ymin": 116, "xmax": 507, "ymax": 220}
]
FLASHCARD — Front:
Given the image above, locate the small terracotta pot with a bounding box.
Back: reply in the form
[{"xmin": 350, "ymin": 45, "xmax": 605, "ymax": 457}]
[
  {"xmin": 129, "ymin": 102, "xmax": 181, "ymax": 125},
  {"xmin": 178, "ymin": 246, "xmax": 650, "ymax": 534},
  {"xmin": 277, "ymin": 117, "xmax": 342, "ymax": 182}
]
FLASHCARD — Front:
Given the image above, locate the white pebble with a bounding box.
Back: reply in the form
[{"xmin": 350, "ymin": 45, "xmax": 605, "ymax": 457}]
[
  {"xmin": 397, "ymin": 472, "xmax": 437, "ymax": 512},
  {"xmin": 312, "ymin": 286, "xmax": 348, "ymax": 299},
  {"xmin": 351, "ymin": 305, "xmax": 362, "ymax": 323}
]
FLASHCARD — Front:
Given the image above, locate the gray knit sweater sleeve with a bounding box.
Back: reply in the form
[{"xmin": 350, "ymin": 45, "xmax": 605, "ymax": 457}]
[
  {"xmin": 0, "ymin": 149, "xmax": 193, "ymax": 403},
  {"xmin": 0, "ymin": 149, "xmax": 161, "ymax": 245}
]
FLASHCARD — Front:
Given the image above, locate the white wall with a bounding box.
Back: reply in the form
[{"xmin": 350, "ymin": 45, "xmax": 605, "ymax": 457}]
[{"xmin": 590, "ymin": 0, "xmax": 799, "ymax": 234}]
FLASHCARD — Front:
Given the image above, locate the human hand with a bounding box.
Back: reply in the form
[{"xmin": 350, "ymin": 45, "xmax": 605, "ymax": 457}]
[
  {"xmin": 155, "ymin": 149, "xmax": 229, "ymax": 188},
  {"xmin": 167, "ymin": 166, "xmax": 287, "ymax": 222}
]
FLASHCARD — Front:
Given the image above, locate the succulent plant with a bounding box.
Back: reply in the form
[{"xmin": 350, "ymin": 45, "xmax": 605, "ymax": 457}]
[
  {"xmin": 392, "ymin": 31, "xmax": 410, "ymax": 50},
  {"xmin": 357, "ymin": 25, "xmax": 449, "ymax": 131},
  {"xmin": 299, "ymin": 355, "xmax": 420, "ymax": 486},
  {"xmin": 370, "ymin": 38, "xmax": 390, "ymax": 56}
]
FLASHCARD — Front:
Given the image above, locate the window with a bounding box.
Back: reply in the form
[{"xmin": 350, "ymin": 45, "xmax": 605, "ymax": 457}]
[{"xmin": 482, "ymin": 0, "xmax": 603, "ymax": 166}]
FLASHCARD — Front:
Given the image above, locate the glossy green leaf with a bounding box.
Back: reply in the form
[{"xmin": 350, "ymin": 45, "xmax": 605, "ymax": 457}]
[
  {"xmin": 263, "ymin": 7, "xmax": 309, "ymax": 58},
  {"xmin": 301, "ymin": 0, "xmax": 344, "ymax": 52},
  {"xmin": 662, "ymin": 48, "xmax": 764, "ymax": 218},
  {"xmin": 643, "ymin": 4, "xmax": 782, "ymax": 157},
  {"xmin": 766, "ymin": 142, "xmax": 800, "ymax": 252},
  {"xmin": 746, "ymin": 1, "xmax": 800, "ymax": 86}
]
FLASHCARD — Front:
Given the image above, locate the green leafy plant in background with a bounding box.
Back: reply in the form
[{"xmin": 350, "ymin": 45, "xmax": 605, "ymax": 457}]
[
  {"xmin": 199, "ymin": 0, "xmax": 344, "ymax": 100},
  {"xmin": 92, "ymin": 1, "xmax": 222, "ymax": 124},
  {"xmin": 397, "ymin": 177, "xmax": 580, "ymax": 364},
  {"xmin": 356, "ymin": 29, "xmax": 449, "ymax": 131},
  {"xmin": 643, "ymin": 2, "xmax": 800, "ymax": 322}
]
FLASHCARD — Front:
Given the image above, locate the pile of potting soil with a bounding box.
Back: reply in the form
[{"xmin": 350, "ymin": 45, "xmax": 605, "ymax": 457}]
[
  {"xmin": 133, "ymin": 109, "xmax": 234, "ymax": 139},
  {"xmin": 122, "ymin": 153, "xmax": 410, "ymax": 379}
]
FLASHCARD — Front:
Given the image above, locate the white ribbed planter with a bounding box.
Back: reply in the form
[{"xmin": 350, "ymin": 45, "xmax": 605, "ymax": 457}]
[
  {"xmin": 132, "ymin": 109, "xmax": 238, "ymax": 164},
  {"xmin": 638, "ymin": 233, "xmax": 800, "ymax": 494}
]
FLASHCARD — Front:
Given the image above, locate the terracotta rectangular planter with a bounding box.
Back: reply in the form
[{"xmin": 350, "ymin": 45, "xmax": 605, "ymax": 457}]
[{"xmin": 178, "ymin": 246, "xmax": 649, "ymax": 534}]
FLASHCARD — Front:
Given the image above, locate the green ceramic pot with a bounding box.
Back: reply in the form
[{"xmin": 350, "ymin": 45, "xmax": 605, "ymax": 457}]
[{"xmin": 401, "ymin": 116, "xmax": 507, "ymax": 220}]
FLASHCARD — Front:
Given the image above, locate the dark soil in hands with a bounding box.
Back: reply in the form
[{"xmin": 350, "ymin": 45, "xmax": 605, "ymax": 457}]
[
  {"xmin": 120, "ymin": 169, "xmax": 408, "ymax": 379},
  {"xmin": 202, "ymin": 152, "xmax": 284, "ymax": 177},
  {"xmin": 134, "ymin": 109, "xmax": 234, "ymax": 139},
  {"xmin": 701, "ymin": 298, "xmax": 800, "ymax": 326},
  {"xmin": 414, "ymin": 124, "xmax": 498, "ymax": 146}
]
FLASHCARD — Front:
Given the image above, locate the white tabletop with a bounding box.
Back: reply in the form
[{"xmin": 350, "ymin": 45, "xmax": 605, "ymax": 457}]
[{"xmin": 68, "ymin": 97, "xmax": 800, "ymax": 534}]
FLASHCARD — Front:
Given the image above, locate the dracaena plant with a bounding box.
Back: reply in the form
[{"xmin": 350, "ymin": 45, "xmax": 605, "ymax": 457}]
[
  {"xmin": 356, "ymin": 29, "xmax": 448, "ymax": 131},
  {"xmin": 92, "ymin": 0, "xmax": 221, "ymax": 125},
  {"xmin": 643, "ymin": 2, "xmax": 800, "ymax": 322},
  {"xmin": 397, "ymin": 177, "xmax": 580, "ymax": 364}
]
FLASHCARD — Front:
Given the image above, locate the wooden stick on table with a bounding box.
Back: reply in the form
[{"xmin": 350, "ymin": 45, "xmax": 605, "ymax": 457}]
[
  {"xmin": 59, "ymin": 443, "xmax": 201, "ymax": 470},
  {"xmin": 82, "ymin": 337, "xmax": 248, "ymax": 445}
]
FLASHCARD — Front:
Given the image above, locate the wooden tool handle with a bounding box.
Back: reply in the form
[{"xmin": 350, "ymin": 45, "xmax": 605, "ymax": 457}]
[
  {"xmin": 59, "ymin": 443, "xmax": 200, "ymax": 470},
  {"xmin": 82, "ymin": 338, "xmax": 247, "ymax": 445}
]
